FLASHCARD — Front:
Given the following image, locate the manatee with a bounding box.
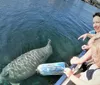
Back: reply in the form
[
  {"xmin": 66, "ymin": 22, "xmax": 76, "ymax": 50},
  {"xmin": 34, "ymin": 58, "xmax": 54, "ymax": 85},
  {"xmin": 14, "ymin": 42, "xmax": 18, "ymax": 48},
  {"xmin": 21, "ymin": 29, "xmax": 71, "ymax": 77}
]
[{"xmin": 0, "ymin": 39, "xmax": 52, "ymax": 85}]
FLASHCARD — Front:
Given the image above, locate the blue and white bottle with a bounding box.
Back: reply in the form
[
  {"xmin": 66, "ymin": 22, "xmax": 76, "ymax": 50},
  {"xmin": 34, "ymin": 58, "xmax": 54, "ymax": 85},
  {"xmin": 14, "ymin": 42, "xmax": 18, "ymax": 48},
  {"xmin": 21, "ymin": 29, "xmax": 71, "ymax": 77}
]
[{"xmin": 36, "ymin": 62, "xmax": 68, "ymax": 76}]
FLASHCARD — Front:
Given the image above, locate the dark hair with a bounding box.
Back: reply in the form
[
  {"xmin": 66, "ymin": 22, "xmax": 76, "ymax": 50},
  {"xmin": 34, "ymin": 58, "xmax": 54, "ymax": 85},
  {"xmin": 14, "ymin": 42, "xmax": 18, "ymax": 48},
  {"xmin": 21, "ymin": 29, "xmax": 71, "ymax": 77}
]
[{"xmin": 93, "ymin": 12, "xmax": 100, "ymax": 17}]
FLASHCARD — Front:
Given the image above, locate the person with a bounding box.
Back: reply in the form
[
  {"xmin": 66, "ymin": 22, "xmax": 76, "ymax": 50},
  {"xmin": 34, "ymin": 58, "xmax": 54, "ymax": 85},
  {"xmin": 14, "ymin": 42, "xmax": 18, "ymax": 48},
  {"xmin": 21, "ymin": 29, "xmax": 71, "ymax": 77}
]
[
  {"xmin": 64, "ymin": 34, "xmax": 100, "ymax": 85},
  {"xmin": 70, "ymin": 12, "xmax": 100, "ymax": 65},
  {"xmin": 78, "ymin": 12, "xmax": 100, "ymax": 41}
]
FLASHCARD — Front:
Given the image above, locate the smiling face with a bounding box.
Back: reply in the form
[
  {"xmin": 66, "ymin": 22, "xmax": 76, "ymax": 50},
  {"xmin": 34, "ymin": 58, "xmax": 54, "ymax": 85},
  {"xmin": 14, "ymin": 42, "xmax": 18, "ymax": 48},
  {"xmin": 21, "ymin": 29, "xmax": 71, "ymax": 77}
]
[{"xmin": 93, "ymin": 16, "xmax": 100, "ymax": 33}]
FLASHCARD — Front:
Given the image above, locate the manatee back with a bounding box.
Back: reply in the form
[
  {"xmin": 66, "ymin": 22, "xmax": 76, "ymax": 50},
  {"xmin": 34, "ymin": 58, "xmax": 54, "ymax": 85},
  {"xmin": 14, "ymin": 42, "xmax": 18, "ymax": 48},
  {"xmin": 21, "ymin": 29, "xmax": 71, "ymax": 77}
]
[
  {"xmin": 0, "ymin": 39, "xmax": 53, "ymax": 83},
  {"xmin": 35, "ymin": 39, "xmax": 52, "ymax": 62}
]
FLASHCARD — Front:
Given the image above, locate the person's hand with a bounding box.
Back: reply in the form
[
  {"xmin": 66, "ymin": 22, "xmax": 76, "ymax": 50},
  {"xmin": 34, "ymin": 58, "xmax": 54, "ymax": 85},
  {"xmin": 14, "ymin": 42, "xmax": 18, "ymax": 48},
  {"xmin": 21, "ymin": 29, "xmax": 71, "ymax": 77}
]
[
  {"xmin": 78, "ymin": 33, "xmax": 88, "ymax": 41},
  {"xmin": 64, "ymin": 68, "xmax": 73, "ymax": 77},
  {"xmin": 81, "ymin": 44, "xmax": 90, "ymax": 50},
  {"xmin": 70, "ymin": 56, "xmax": 80, "ymax": 64}
]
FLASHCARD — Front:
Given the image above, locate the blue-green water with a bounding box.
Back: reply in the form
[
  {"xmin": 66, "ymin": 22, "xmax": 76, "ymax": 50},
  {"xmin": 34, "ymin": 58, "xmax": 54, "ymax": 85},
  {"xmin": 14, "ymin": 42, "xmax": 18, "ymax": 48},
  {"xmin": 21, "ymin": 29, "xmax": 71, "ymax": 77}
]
[{"xmin": 0, "ymin": 0, "xmax": 99, "ymax": 85}]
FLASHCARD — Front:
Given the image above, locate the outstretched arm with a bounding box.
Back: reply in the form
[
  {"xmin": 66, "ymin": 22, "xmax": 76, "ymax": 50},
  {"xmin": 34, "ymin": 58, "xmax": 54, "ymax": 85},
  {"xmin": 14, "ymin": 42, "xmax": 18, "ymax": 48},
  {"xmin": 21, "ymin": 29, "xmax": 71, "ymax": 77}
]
[
  {"xmin": 69, "ymin": 75, "xmax": 88, "ymax": 85},
  {"xmin": 78, "ymin": 49, "xmax": 92, "ymax": 64},
  {"xmin": 64, "ymin": 68, "xmax": 88, "ymax": 85},
  {"xmin": 78, "ymin": 33, "xmax": 95, "ymax": 41},
  {"xmin": 69, "ymin": 72, "xmax": 100, "ymax": 85},
  {"xmin": 64, "ymin": 68, "xmax": 100, "ymax": 85},
  {"xmin": 70, "ymin": 49, "xmax": 92, "ymax": 64}
]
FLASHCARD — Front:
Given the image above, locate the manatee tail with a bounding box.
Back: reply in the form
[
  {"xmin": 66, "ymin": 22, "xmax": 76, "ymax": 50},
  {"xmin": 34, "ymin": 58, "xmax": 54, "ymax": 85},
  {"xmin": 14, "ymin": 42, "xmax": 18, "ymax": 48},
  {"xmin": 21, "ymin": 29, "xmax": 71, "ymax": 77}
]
[
  {"xmin": 44, "ymin": 39, "xmax": 52, "ymax": 56},
  {"xmin": 47, "ymin": 39, "xmax": 51, "ymax": 45}
]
